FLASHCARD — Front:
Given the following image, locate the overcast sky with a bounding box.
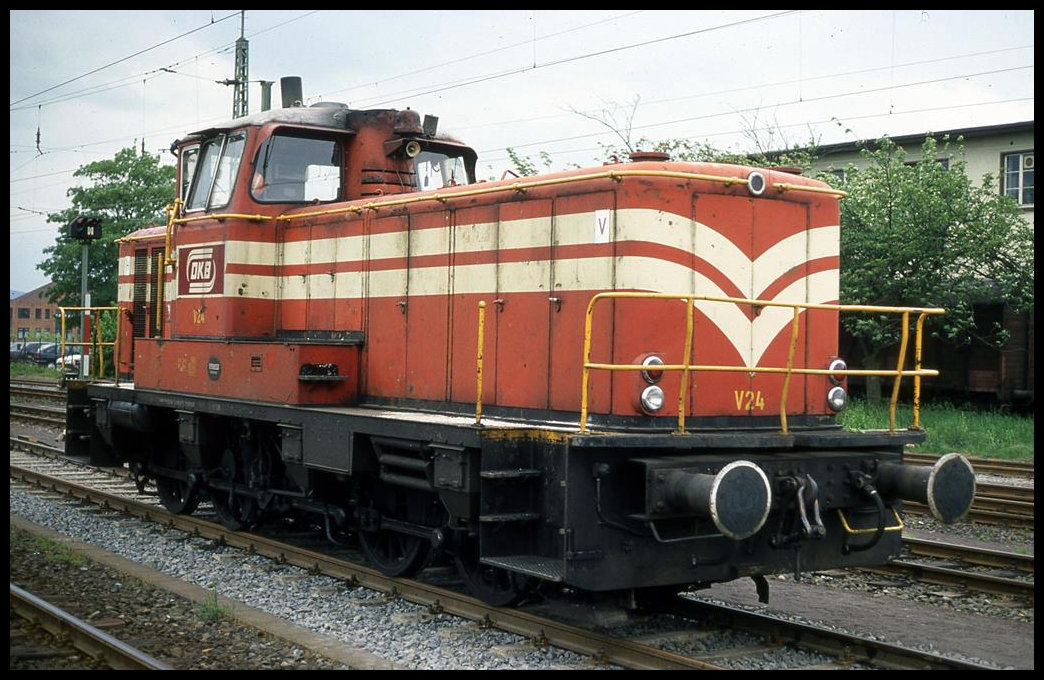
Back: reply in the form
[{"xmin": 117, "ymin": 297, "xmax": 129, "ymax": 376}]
[{"xmin": 9, "ymin": 9, "xmax": 1034, "ymax": 293}]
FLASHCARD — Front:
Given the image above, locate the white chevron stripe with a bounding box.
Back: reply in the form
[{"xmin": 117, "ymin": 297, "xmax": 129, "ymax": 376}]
[{"xmin": 122, "ymin": 209, "xmax": 837, "ymax": 367}]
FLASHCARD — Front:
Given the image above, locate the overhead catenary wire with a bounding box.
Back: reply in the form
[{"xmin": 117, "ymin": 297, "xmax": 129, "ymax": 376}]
[
  {"xmin": 8, "ymin": 10, "xmax": 1033, "ymax": 232},
  {"xmin": 9, "ymin": 11, "xmax": 241, "ymax": 108}
]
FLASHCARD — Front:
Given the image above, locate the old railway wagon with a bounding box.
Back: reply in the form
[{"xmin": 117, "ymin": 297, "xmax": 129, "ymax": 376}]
[{"xmin": 67, "ymin": 84, "xmax": 975, "ymax": 606}]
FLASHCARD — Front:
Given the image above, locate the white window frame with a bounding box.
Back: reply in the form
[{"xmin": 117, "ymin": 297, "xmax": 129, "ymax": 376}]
[{"xmin": 1002, "ymin": 151, "xmax": 1034, "ymax": 207}]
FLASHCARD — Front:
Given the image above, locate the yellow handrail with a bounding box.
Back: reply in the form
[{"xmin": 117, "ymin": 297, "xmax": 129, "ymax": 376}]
[
  {"xmin": 58, "ymin": 306, "xmax": 121, "ymax": 385},
  {"xmin": 475, "ymin": 301, "xmax": 487, "ymax": 426},
  {"xmin": 580, "ymin": 292, "xmax": 945, "ymax": 435}
]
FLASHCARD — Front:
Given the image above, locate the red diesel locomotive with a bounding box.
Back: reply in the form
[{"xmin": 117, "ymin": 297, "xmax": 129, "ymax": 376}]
[{"xmin": 67, "ymin": 84, "xmax": 975, "ymax": 606}]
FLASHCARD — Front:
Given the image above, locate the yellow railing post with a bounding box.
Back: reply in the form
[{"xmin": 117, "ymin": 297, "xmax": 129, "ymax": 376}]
[
  {"xmin": 163, "ymin": 198, "xmax": 181, "ymax": 267},
  {"xmin": 913, "ymin": 313, "xmax": 928, "ymax": 430},
  {"xmin": 676, "ymin": 297, "xmax": 695, "ymax": 434},
  {"xmin": 60, "ymin": 311, "xmax": 67, "ymax": 364},
  {"xmin": 475, "ymin": 301, "xmax": 486, "ymax": 426},
  {"xmin": 580, "ymin": 295, "xmax": 601, "ymax": 434},
  {"xmin": 779, "ymin": 306, "xmax": 802, "ymax": 434},
  {"xmin": 889, "ymin": 311, "xmax": 911, "ymax": 433}
]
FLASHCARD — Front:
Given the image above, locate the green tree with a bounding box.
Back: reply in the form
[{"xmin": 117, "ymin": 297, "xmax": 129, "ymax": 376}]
[
  {"xmin": 827, "ymin": 135, "xmax": 1034, "ymax": 394},
  {"xmin": 39, "ymin": 146, "xmax": 176, "ymax": 308},
  {"xmin": 505, "ymin": 148, "xmax": 553, "ymax": 177}
]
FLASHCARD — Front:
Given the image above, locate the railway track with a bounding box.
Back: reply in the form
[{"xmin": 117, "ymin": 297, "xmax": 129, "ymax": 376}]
[
  {"xmin": 9, "ymin": 441, "xmax": 1002, "ymax": 670},
  {"xmin": 867, "ymin": 536, "xmax": 1034, "ymax": 603},
  {"xmin": 9, "ymin": 583, "xmax": 173, "ymax": 670},
  {"xmin": 10, "ymin": 403, "xmax": 66, "ymax": 428},
  {"xmin": 904, "ymin": 451, "xmax": 1035, "ymax": 479}
]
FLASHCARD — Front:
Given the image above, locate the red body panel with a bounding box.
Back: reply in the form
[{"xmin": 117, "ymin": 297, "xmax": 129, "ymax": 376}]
[
  {"xmin": 134, "ymin": 338, "xmax": 358, "ymax": 405},
  {"xmin": 119, "ymin": 149, "xmax": 842, "ymax": 417}
]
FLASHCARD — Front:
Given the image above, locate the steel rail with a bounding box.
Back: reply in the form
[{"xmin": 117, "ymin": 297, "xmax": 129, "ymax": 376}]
[
  {"xmin": 863, "ymin": 561, "xmax": 1034, "ymax": 602},
  {"xmin": 670, "ymin": 596, "xmax": 995, "ymax": 670},
  {"xmin": 903, "ymin": 453, "xmax": 1034, "ymax": 478},
  {"xmin": 10, "ymin": 582, "xmax": 173, "ymax": 670},
  {"xmin": 903, "ymin": 536, "xmax": 1034, "ymax": 573}
]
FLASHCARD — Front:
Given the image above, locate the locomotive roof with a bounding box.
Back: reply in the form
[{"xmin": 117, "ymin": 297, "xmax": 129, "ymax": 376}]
[
  {"xmin": 173, "ymin": 102, "xmax": 362, "ymax": 148},
  {"xmin": 171, "ymin": 103, "xmax": 475, "ymax": 162}
]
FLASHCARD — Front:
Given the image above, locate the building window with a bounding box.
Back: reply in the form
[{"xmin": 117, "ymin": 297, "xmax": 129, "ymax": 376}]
[
  {"xmin": 35, "ymin": 308, "xmax": 41, "ymax": 319},
  {"xmin": 1003, "ymin": 151, "xmax": 1034, "ymax": 207},
  {"xmin": 18, "ymin": 307, "xmax": 30, "ymax": 319},
  {"xmin": 44, "ymin": 309, "xmax": 50, "ymax": 319}
]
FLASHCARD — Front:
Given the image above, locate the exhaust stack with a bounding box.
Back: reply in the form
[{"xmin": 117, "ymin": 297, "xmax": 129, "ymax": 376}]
[{"xmin": 281, "ymin": 76, "xmax": 303, "ymax": 108}]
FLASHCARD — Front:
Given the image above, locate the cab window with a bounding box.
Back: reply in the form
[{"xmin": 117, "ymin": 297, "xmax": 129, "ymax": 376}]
[
  {"xmin": 415, "ymin": 150, "xmax": 469, "ymax": 190},
  {"xmin": 179, "ymin": 144, "xmax": 199, "ymax": 203},
  {"xmin": 186, "ymin": 132, "xmax": 246, "ymax": 212},
  {"xmin": 251, "ymin": 133, "xmax": 342, "ymax": 203}
]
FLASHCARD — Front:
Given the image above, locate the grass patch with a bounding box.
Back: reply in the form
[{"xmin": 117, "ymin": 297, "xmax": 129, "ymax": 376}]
[
  {"xmin": 838, "ymin": 398, "xmax": 1034, "ymax": 461},
  {"xmin": 11, "ymin": 528, "xmax": 88, "ymax": 567},
  {"xmin": 194, "ymin": 591, "xmax": 233, "ymax": 622},
  {"xmin": 10, "ymin": 361, "xmax": 62, "ymax": 380}
]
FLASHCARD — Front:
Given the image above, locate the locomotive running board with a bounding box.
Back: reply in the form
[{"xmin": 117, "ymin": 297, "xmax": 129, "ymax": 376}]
[{"xmin": 480, "ymin": 556, "xmax": 566, "ymax": 582}]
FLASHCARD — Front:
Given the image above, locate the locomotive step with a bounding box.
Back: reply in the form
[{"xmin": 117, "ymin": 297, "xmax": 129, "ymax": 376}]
[
  {"xmin": 480, "ymin": 555, "xmax": 566, "ymax": 582},
  {"xmin": 478, "ymin": 512, "xmax": 541, "ymax": 523},
  {"xmin": 480, "ymin": 469, "xmax": 542, "ymax": 480}
]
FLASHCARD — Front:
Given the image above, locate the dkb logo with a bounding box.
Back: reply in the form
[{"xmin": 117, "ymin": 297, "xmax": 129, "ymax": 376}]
[{"xmin": 179, "ymin": 245, "xmax": 224, "ymax": 295}]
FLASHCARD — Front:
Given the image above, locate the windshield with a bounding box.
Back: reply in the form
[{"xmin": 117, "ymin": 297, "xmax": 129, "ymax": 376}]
[
  {"xmin": 415, "ymin": 151, "xmax": 469, "ymax": 191},
  {"xmin": 185, "ymin": 132, "xmax": 246, "ymax": 212}
]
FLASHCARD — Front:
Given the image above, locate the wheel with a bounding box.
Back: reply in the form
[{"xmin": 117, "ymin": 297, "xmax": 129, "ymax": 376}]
[
  {"xmin": 208, "ymin": 424, "xmax": 267, "ymax": 531},
  {"xmin": 359, "ymin": 526, "xmax": 430, "ymax": 577},
  {"xmin": 153, "ymin": 442, "xmax": 200, "ymax": 515},
  {"xmin": 156, "ymin": 475, "xmax": 200, "ymax": 515},
  {"xmin": 453, "ymin": 538, "xmax": 531, "ymax": 607},
  {"xmin": 211, "ymin": 487, "xmax": 261, "ymax": 531},
  {"xmin": 358, "ymin": 482, "xmax": 436, "ymax": 577}
]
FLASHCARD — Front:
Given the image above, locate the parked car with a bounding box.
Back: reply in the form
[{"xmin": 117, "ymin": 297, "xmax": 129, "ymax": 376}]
[
  {"xmin": 54, "ymin": 352, "xmax": 89, "ymax": 376},
  {"xmin": 10, "ymin": 341, "xmax": 25, "ymax": 361},
  {"xmin": 25, "ymin": 342, "xmax": 61, "ymax": 366},
  {"xmin": 13, "ymin": 341, "xmax": 44, "ymax": 363}
]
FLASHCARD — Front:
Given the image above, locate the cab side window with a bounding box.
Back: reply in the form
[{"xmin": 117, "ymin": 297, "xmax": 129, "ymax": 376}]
[{"xmin": 179, "ymin": 144, "xmax": 199, "ymax": 203}]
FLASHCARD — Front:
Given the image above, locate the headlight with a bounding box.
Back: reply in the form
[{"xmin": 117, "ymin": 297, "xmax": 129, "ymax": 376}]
[
  {"xmin": 641, "ymin": 355, "xmax": 665, "ymax": 383},
  {"xmin": 640, "ymin": 385, "xmax": 665, "ymax": 413},
  {"xmin": 747, "ymin": 170, "xmax": 767, "ymax": 196},
  {"xmin": 828, "ymin": 358, "xmax": 847, "ymax": 385},
  {"xmin": 827, "ymin": 386, "xmax": 847, "ymax": 412}
]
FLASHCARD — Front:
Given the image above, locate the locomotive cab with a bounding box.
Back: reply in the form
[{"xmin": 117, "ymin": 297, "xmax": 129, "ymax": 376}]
[{"xmin": 175, "ymin": 104, "xmax": 477, "ymax": 214}]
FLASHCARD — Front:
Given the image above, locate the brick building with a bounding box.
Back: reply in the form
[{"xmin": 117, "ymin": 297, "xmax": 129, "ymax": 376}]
[{"xmin": 10, "ymin": 283, "xmax": 62, "ymax": 346}]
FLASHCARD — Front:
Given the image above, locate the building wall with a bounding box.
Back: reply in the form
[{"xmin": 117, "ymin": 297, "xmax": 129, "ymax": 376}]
[
  {"xmin": 811, "ymin": 121, "xmax": 1034, "ymax": 229},
  {"xmin": 10, "ymin": 283, "xmax": 64, "ymax": 345}
]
